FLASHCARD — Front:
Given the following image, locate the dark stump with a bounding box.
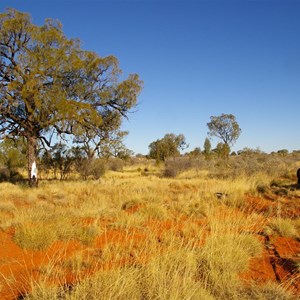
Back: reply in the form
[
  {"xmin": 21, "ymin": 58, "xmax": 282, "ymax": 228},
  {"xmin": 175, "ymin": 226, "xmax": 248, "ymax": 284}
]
[{"xmin": 30, "ymin": 175, "xmax": 38, "ymax": 188}]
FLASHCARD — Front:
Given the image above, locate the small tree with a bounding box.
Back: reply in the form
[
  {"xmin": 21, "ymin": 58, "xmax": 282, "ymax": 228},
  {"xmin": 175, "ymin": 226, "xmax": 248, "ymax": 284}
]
[
  {"xmin": 203, "ymin": 137, "xmax": 212, "ymax": 160},
  {"xmin": 207, "ymin": 113, "xmax": 241, "ymax": 158},
  {"xmin": 148, "ymin": 133, "xmax": 188, "ymax": 162}
]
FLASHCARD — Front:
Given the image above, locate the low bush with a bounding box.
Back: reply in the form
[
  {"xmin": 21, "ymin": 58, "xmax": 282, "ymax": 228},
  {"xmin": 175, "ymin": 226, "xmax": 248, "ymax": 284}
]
[
  {"xmin": 89, "ymin": 159, "xmax": 106, "ymax": 179},
  {"xmin": 107, "ymin": 158, "xmax": 124, "ymax": 171},
  {"xmin": 163, "ymin": 159, "xmax": 193, "ymax": 178},
  {"xmin": 0, "ymin": 167, "xmax": 23, "ymax": 183}
]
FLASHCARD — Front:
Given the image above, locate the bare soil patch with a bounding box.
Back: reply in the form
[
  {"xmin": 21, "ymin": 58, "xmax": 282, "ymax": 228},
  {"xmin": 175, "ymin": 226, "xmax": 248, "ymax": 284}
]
[{"xmin": 0, "ymin": 191, "xmax": 299, "ymax": 299}]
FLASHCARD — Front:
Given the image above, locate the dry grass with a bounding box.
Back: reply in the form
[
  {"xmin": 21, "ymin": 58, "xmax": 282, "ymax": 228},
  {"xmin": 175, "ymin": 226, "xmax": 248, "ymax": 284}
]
[
  {"xmin": 269, "ymin": 218, "xmax": 299, "ymax": 238},
  {"xmin": 0, "ymin": 158, "xmax": 299, "ymax": 299}
]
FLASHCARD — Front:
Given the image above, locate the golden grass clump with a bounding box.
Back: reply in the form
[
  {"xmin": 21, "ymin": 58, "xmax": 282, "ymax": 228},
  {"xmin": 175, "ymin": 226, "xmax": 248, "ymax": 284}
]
[
  {"xmin": 14, "ymin": 222, "xmax": 58, "ymax": 251},
  {"xmin": 0, "ymin": 154, "xmax": 299, "ymax": 299},
  {"xmin": 197, "ymin": 233, "xmax": 263, "ymax": 299},
  {"xmin": 269, "ymin": 218, "xmax": 299, "ymax": 238}
]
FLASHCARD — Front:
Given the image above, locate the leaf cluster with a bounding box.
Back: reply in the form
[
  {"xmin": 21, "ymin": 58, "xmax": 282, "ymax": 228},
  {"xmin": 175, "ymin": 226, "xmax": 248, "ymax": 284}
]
[
  {"xmin": 207, "ymin": 113, "xmax": 241, "ymax": 145},
  {"xmin": 0, "ymin": 8, "xmax": 142, "ymax": 156},
  {"xmin": 148, "ymin": 133, "xmax": 188, "ymax": 161}
]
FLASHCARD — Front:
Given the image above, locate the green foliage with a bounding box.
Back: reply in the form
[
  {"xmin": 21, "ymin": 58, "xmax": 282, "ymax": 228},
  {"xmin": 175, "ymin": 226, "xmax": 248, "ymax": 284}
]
[
  {"xmin": 0, "ymin": 138, "xmax": 26, "ymax": 169},
  {"xmin": 148, "ymin": 133, "xmax": 188, "ymax": 161},
  {"xmin": 0, "ymin": 138, "xmax": 25, "ymax": 182},
  {"xmin": 215, "ymin": 142, "xmax": 230, "ymax": 159},
  {"xmin": 237, "ymin": 147, "xmax": 265, "ymax": 156},
  {"xmin": 40, "ymin": 143, "xmax": 73, "ymax": 180},
  {"xmin": 0, "ymin": 8, "xmax": 142, "ymax": 181},
  {"xmin": 277, "ymin": 149, "xmax": 289, "ymax": 156},
  {"xmin": 207, "ymin": 113, "xmax": 241, "ymax": 146},
  {"xmin": 203, "ymin": 137, "xmax": 212, "ymax": 160},
  {"xmin": 40, "ymin": 144, "xmax": 106, "ymax": 180},
  {"xmin": 188, "ymin": 147, "xmax": 202, "ymax": 158}
]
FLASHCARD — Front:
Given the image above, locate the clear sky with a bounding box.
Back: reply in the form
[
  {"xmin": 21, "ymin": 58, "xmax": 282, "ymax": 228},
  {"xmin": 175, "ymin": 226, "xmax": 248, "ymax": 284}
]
[{"xmin": 1, "ymin": 0, "xmax": 300, "ymax": 154}]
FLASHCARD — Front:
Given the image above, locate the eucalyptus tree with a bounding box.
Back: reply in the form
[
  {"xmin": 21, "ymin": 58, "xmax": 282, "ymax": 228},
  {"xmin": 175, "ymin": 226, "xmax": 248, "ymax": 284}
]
[
  {"xmin": 148, "ymin": 133, "xmax": 188, "ymax": 161},
  {"xmin": 0, "ymin": 9, "xmax": 142, "ymax": 184},
  {"xmin": 207, "ymin": 113, "xmax": 241, "ymax": 150}
]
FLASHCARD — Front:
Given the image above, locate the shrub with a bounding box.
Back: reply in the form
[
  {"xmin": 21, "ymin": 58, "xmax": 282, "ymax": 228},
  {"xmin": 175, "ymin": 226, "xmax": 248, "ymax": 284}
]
[
  {"xmin": 163, "ymin": 165, "xmax": 178, "ymax": 178},
  {"xmin": 108, "ymin": 158, "xmax": 124, "ymax": 171},
  {"xmin": 0, "ymin": 167, "xmax": 23, "ymax": 183},
  {"xmin": 139, "ymin": 250, "xmax": 211, "ymax": 300},
  {"xmin": 163, "ymin": 159, "xmax": 193, "ymax": 178},
  {"xmin": 0, "ymin": 167, "xmax": 10, "ymax": 182},
  {"xmin": 75, "ymin": 225, "xmax": 100, "ymax": 245},
  {"xmin": 90, "ymin": 159, "xmax": 106, "ymax": 179},
  {"xmin": 274, "ymin": 188, "xmax": 289, "ymax": 196},
  {"xmin": 77, "ymin": 158, "xmax": 106, "ymax": 180}
]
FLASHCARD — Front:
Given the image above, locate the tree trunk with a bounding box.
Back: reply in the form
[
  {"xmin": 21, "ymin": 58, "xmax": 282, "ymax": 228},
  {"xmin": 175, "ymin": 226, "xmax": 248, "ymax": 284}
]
[{"xmin": 27, "ymin": 136, "xmax": 38, "ymax": 187}]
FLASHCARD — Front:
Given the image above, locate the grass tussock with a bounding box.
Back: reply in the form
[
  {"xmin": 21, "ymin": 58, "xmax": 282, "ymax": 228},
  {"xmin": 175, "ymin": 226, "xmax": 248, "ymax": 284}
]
[
  {"xmin": 14, "ymin": 222, "xmax": 58, "ymax": 251},
  {"xmin": 1, "ymin": 153, "xmax": 300, "ymax": 299},
  {"xmin": 197, "ymin": 233, "xmax": 263, "ymax": 299},
  {"xmin": 269, "ymin": 218, "xmax": 299, "ymax": 238},
  {"xmin": 242, "ymin": 282, "xmax": 297, "ymax": 300}
]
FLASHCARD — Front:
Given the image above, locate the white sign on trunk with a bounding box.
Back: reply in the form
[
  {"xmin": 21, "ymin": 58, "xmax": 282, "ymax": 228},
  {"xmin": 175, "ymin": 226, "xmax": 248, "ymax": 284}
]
[{"xmin": 31, "ymin": 161, "xmax": 37, "ymax": 179}]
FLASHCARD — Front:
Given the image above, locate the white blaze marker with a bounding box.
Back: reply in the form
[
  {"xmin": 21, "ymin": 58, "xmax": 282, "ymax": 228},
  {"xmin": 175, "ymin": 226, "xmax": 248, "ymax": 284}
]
[{"xmin": 31, "ymin": 161, "xmax": 37, "ymax": 179}]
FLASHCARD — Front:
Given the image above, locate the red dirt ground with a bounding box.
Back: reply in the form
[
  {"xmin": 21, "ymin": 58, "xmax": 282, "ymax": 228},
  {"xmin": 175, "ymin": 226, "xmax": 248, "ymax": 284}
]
[
  {"xmin": 0, "ymin": 194, "xmax": 299, "ymax": 299},
  {"xmin": 240, "ymin": 235, "xmax": 300, "ymax": 294},
  {"xmin": 241, "ymin": 193, "xmax": 300, "ymax": 294}
]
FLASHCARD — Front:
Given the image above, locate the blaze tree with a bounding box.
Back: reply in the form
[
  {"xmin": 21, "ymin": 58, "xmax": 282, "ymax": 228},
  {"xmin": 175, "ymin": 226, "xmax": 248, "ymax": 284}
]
[{"xmin": 0, "ymin": 9, "xmax": 142, "ymax": 184}]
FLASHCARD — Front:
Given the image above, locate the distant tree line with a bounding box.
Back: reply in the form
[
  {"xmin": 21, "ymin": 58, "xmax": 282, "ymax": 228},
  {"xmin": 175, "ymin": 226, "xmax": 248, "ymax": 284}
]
[{"xmin": 148, "ymin": 113, "xmax": 241, "ymax": 162}]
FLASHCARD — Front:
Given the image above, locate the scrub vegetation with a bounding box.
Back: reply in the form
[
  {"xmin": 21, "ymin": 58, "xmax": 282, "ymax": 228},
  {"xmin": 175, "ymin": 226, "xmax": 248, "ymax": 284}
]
[{"xmin": 0, "ymin": 152, "xmax": 300, "ymax": 300}]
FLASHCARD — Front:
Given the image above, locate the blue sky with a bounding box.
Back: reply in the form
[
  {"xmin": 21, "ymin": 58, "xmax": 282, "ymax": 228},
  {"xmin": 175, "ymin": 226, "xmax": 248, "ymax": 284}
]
[{"xmin": 1, "ymin": 0, "xmax": 300, "ymax": 154}]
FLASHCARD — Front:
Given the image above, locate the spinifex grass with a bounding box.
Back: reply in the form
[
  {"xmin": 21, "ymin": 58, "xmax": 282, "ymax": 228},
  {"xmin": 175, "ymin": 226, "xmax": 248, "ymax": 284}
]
[{"xmin": 0, "ymin": 162, "xmax": 298, "ymax": 300}]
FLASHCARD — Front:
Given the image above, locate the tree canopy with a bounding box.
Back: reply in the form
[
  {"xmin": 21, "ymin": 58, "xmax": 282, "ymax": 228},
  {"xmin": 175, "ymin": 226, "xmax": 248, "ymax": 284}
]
[
  {"xmin": 207, "ymin": 113, "xmax": 241, "ymax": 146},
  {"xmin": 0, "ymin": 9, "xmax": 142, "ymax": 182},
  {"xmin": 148, "ymin": 133, "xmax": 188, "ymax": 161}
]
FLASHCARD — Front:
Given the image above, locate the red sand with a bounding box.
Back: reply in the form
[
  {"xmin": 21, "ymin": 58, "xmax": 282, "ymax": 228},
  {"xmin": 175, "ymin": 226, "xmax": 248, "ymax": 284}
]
[{"xmin": 0, "ymin": 194, "xmax": 299, "ymax": 299}]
